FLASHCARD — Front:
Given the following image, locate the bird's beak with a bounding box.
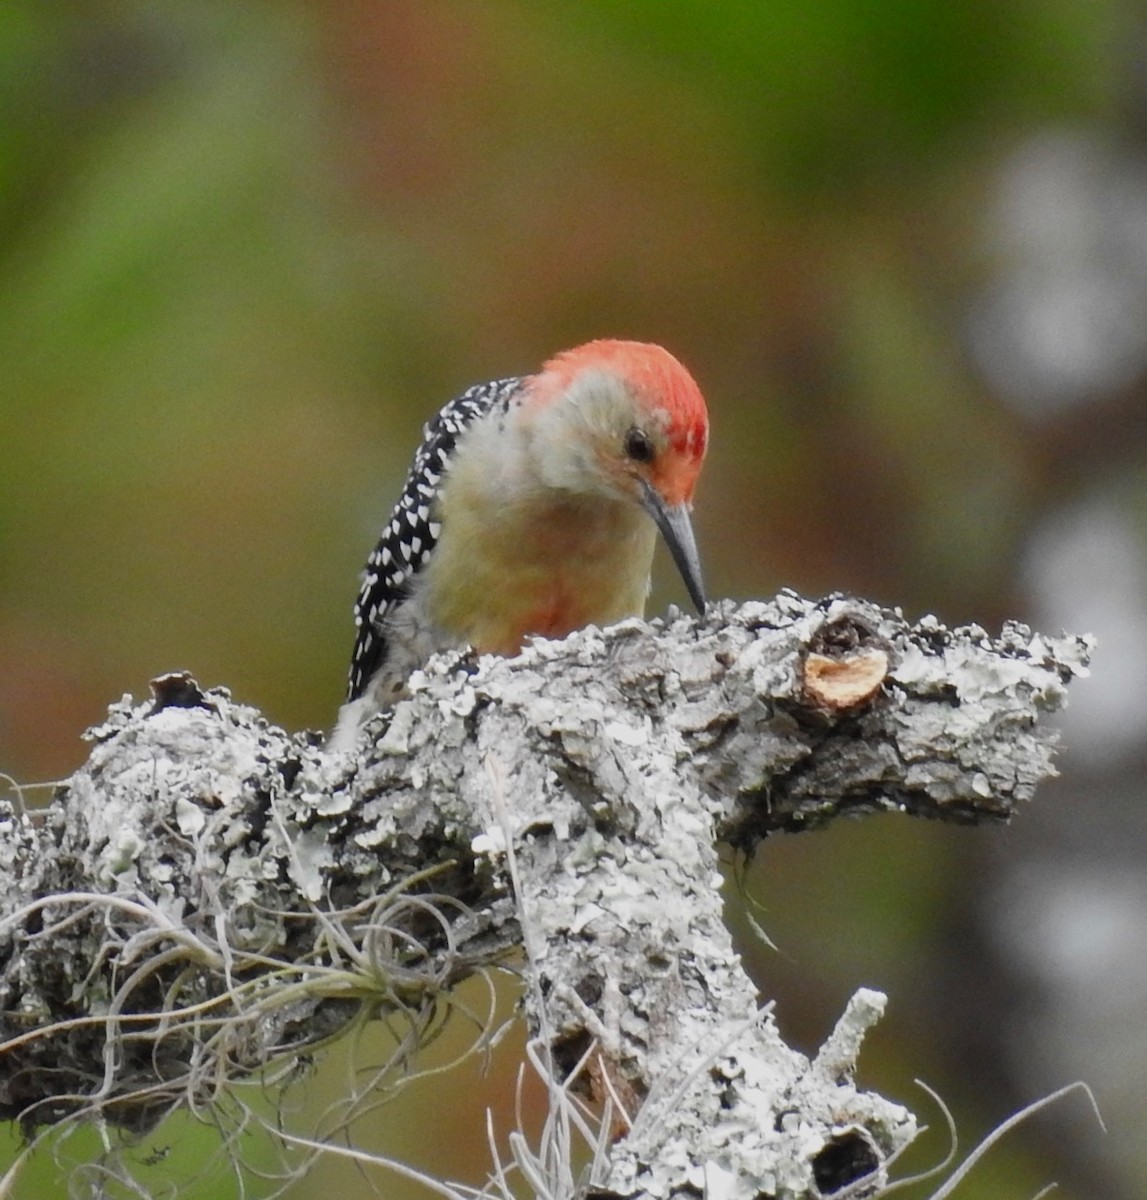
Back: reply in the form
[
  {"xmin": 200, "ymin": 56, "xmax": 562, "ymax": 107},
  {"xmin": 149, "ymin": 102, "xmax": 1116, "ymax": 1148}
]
[{"xmin": 640, "ymin": 481, "xmax": 707, "ymax": 614}]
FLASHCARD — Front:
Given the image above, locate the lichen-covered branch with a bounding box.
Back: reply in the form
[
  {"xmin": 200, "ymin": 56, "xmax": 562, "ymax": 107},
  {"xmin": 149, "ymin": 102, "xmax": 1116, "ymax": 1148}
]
[{"xmin": 0, "ymin": 593, "xmax": 1090, "ymax": 1197}]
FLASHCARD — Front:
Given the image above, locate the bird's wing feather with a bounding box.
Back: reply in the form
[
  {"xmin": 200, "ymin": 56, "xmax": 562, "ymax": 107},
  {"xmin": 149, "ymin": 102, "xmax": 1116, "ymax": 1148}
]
[{"xmin": 346, "ymin": 376, "xmax": 526, "ymax": 701}]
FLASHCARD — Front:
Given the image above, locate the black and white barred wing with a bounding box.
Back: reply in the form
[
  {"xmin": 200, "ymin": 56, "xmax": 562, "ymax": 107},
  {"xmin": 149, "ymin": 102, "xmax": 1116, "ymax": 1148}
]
[{"xmin": 346, "ymin": 376, "xmax": 525, "ymax": 701}]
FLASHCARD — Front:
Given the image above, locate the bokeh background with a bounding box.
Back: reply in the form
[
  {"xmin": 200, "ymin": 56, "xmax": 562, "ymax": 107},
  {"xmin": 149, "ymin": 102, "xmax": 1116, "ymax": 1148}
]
[{"xmin": 1, "ymin": 1, "xmax": 1143, "ymax": 1197}]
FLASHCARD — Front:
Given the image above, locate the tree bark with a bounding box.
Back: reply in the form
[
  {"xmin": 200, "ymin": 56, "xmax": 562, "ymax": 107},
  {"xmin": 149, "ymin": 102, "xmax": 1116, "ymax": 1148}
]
[{"xmin": 0, "ymin": 593, "xmax": 1090, "ymax": 1198}]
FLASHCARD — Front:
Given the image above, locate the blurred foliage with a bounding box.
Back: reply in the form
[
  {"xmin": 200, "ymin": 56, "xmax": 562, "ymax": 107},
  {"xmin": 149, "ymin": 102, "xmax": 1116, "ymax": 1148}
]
[
  {"xmin": 570, "ymin": 0, "xmax": 1109, "ymax": 191},
  {"xmin": 0, "ymin": 0, "xmax": 1130, "ymax": 1197}
]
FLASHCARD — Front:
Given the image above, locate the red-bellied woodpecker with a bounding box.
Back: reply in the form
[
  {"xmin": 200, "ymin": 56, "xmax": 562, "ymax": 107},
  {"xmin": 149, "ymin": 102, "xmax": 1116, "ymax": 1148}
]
[{"xmin": 330, "ymin": 339, "xmax": 709, "ymax": 748}]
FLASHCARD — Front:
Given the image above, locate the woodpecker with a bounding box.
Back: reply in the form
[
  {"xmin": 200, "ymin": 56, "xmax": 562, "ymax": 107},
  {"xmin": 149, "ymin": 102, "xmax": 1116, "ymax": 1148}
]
[{"xmin": 330, "ymin": 339, "xmax": 709, "ymax": 748}]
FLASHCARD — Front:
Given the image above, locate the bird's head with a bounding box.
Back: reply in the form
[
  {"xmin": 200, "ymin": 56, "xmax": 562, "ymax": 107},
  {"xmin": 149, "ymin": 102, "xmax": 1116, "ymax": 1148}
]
[{"xmin": 525, "ymin": 339, "xmax": 710, "ymax": 612}]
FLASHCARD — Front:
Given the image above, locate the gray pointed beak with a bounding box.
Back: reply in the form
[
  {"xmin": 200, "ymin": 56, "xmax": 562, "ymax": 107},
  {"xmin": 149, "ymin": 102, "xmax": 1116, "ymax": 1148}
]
[{"xmin": 640, "ymin": 481, "xmax": 706, "ymax": 614}]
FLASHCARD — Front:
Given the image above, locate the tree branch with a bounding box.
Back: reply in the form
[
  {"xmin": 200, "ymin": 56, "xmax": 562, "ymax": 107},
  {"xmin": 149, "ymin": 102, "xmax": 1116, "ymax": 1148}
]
[{"xmin": 0, "ymin": 593, "xmax": 1090, "ymax": 1197}]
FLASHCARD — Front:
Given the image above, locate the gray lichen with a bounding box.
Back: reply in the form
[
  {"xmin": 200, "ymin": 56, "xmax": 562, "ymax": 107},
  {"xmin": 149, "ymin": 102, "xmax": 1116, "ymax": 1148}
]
[{"xmin": 0, "ymin": 594, "xmax": 1090, "ymax": 1196}]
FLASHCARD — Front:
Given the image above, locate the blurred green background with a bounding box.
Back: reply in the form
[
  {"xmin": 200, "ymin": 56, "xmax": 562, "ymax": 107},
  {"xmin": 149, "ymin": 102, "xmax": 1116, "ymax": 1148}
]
[{"xmin": 3, "ymin": 1, "xmax": 1144, "ymax": 1196}]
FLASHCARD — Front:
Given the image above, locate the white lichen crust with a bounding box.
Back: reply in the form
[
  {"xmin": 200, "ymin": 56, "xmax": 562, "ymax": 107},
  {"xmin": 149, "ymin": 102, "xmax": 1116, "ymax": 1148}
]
[{"xmin": 0, "ymin": 593, "xmax": 1089, "ymax": 1195}]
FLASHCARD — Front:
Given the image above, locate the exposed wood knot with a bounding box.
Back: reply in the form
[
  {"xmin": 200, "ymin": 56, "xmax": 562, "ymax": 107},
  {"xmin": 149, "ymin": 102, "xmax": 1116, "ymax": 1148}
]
[
  {"xmin": 148, "ymin": 671, "xmax": 210, "ymax": 713},
  {"xmin": 811, "ymin": 1128, "xmax": 881, "ymax": 1193},
  {"xmin": 802, "ymin": 611, "xmax": 891, "ymax": 712}
]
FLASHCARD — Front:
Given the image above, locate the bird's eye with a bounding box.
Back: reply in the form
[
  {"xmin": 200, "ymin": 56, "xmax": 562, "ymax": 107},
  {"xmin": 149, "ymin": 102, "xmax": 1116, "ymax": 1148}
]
[{"xmin": 623, "ymin": 427, "xmax": 655, "ymax": 463}]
